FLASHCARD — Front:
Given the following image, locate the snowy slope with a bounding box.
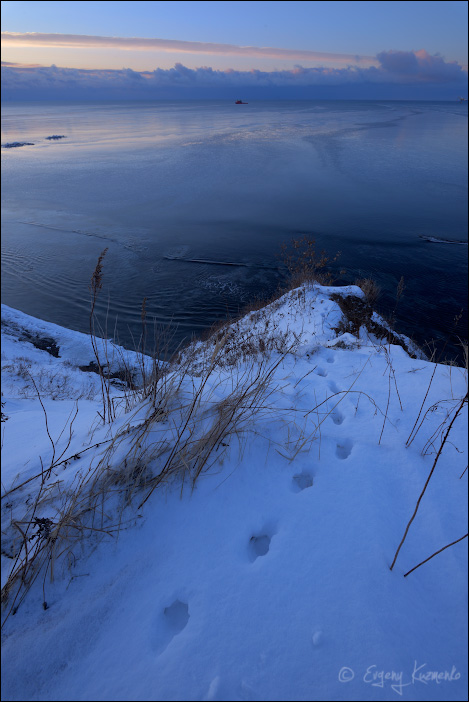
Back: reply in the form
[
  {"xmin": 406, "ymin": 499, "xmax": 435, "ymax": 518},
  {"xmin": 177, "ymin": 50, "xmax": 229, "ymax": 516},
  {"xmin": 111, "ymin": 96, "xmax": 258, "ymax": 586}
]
[{"xmin": 1, "ymin": 285, "xmax": 467, "ymax": 701}]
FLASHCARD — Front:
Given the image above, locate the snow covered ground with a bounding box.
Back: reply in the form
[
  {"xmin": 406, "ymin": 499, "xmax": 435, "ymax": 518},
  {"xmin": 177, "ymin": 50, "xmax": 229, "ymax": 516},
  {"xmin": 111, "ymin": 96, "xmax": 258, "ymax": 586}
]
[{"xmin": 1, "ymin": 284, "xmax": 467, "ymax": 701}]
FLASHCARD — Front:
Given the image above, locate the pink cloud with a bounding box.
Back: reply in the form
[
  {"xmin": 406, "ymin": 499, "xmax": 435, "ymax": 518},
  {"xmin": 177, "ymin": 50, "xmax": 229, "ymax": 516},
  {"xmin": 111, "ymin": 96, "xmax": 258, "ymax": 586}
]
[{"xmin": 1, "ymin": 32, "xmax": 377, "ymax": 66}]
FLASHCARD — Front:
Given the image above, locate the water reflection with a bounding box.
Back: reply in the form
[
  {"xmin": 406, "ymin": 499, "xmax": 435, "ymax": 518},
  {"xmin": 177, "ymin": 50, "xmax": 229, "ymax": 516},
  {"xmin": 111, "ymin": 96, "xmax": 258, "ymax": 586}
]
[{"xmin": 2, "ymin": 100, "xmax": 467, "ymax": 361}]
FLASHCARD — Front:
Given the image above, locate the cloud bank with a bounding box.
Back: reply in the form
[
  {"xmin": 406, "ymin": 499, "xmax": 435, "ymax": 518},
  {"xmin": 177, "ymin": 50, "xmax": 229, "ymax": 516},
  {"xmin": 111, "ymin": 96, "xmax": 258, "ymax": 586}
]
[
  {"xmin": 1, "ymin": 31, "xmax": 376, "ymax": 65},
  {"xmin": 2, "ymin": 50, "xmax": 467, "ymax": 101}
]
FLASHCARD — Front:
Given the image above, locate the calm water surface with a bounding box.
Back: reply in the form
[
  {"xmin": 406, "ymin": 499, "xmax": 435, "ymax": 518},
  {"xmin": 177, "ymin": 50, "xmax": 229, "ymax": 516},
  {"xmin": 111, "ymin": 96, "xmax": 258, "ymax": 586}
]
[{"xmin": 1, "ymin": 100, "xmax": 467, "ymax": 360}]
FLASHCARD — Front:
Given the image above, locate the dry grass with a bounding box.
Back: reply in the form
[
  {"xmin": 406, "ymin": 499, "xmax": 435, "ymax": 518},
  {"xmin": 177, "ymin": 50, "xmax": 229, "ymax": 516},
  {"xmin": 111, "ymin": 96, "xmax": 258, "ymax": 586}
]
[
  {"xmin": 279, "ymin": 236, "xmax": 341, "ymax": 289},
  {"xmin": 0, "ymin": 313, "xmax": 304, "ymax": 621},
  {"xmin": 0, "ymin": 268, "xmax": 325, "ymax": 615},
  {"xmin": 355, "ymin": 277, "xmax": 381, "ymax": 306}
]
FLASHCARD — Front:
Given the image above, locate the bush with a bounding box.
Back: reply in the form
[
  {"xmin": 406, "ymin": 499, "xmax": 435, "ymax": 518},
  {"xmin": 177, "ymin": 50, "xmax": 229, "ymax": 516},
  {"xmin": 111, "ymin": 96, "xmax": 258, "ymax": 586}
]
[
  {"xmin": 355, "ymin": 277, "xmax": 381, "ymax": 305},
  {"xmin": 279, "ymin": 236, "xmax": 340, "ymax": 289}
]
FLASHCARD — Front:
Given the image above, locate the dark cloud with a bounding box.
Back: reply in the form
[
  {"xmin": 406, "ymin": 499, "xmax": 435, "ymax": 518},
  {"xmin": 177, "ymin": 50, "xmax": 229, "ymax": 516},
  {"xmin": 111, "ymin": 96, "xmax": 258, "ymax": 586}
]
[
  {"xmin": 2, "ymin": 50, "xmax": 467, "ymax": 101},
  {"xmin": 377, "ymin": 49, "xmax": 465, "ymax": 82},
  {"xmin": 377, "ymin": 50, "xmax": 420, "ymax": 75}
]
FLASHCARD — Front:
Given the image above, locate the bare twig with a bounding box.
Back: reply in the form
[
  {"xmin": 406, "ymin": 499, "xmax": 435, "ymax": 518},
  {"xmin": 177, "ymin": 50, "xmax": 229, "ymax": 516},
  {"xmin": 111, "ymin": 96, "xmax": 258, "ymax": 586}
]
[
  {"xmin": 404, "ymin": 533, "xmax": 468, "ymax": 577},
  {"xmin": 406, "ymin": 365, "xmax": 437, "ymax": 447}
]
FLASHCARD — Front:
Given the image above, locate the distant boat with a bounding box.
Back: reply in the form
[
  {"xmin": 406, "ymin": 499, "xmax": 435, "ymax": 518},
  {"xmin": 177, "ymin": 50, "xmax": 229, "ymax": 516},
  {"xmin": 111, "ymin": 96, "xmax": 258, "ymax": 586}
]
[
  {"xmin": 235, "ymin": 100, "xmax": 248, "ymax": 104},
  {"xmin": 458, "ymin": 96, "xmax": 467, "ymax": 102}
]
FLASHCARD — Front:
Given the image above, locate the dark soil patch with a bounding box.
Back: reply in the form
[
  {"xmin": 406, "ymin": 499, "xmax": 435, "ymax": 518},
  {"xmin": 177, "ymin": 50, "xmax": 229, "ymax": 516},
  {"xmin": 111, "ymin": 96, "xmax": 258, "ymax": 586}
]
[
  {"xmin": 78, "ymin": 361, "xmax": 136, "ymax": 389},
  {"xmin": 330, "ymin": 293, "xmax": 419, "ymax": 359},
  {"xmin": 20, "ymin": 331, "xmax": 60, "ymax": 358}
]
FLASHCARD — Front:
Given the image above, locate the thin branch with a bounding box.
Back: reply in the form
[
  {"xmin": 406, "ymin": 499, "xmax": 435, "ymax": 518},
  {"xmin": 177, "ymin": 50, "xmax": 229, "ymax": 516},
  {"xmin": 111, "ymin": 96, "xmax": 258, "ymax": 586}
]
[
  {"xmin": 404, "ymin": 534, "xmax": 468, "ymax": 577},
  {"xmin": 406, "ymin": 365, "xmax": 437, "ymax": 446},
  {"xmin": 26, "ymin": 371, "xmax": 55, "ymax": 468}
]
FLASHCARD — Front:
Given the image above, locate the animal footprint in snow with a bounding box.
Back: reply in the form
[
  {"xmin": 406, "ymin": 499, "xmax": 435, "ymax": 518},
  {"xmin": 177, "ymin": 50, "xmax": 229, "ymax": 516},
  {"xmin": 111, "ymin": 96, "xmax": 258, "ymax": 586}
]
[
  {"xmin": 152, "ymin": 599, "xmax": 189, "ymax": 654},
  {"xmin": 336, "ymin": 439, "xmax": 353, "ymax": 459},
  {"xmin": 314, "ymin": 367, "xmax": 328, "ymax": 377},
  {"xmin": 164, "ymin": 599, "xmax": 189, "ymax": 631},
  {"xmin": 330, "ymin": 409, "xmax": 344, "ymax": 425},
  {"xmin": 312, "ymin": 629, "xmax": 323, "ymax": 647},
  {"xmin": 249, "ymin": 534, "xmax": 272, "ymax": 562},
  {"xmin": 291, "ymin": 471, "xmax": 314, "ymax": 492}
]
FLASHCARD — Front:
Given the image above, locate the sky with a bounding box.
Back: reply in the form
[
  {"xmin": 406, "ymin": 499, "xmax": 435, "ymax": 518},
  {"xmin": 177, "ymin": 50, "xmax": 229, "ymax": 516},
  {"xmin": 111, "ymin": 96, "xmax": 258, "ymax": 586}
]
[{"xmin": 1, "ymin": 0, "xmax": 468, "ymax": 100}]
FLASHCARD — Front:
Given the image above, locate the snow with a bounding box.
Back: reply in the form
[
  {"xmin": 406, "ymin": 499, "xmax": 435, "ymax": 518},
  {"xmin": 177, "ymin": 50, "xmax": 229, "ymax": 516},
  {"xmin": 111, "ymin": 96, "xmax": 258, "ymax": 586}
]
[{"xmin": 1, "ymin": 285, "xmax": 467, "ymax": 701}]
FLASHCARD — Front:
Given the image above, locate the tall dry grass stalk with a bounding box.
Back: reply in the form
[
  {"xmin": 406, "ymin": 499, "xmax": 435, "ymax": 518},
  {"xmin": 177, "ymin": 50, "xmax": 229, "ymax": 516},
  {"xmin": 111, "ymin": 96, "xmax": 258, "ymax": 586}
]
[
  {"xmin": 89, "ymin": 248, "xmax": 113, "ymax": 423},
  {"xmin": 390, "ymin": 392, "xmax": 468, "ymax": 571}
]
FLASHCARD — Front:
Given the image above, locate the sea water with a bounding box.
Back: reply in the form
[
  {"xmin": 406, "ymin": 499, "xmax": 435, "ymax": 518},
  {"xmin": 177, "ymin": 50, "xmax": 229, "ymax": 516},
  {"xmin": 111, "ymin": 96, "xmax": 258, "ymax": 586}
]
[{"xmin": 1, "ymin": 100, "xmax": 467, "ymax": 360}]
